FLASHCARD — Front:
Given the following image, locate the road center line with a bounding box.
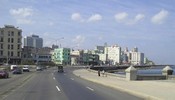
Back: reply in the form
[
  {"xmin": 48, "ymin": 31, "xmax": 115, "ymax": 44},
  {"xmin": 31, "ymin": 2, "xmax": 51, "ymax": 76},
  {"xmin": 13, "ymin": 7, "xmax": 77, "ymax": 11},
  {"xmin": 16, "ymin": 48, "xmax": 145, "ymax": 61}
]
[
  {"xmin": 53, "ymin": 77, "xmax": 55, "ymax": 80},
  {"xmin": 56, "ymin": 86, "xmax": 61, "ymax": 92},
  {"xmin": 86, "ymin": 87, "xmax": 94, "ymax": 91}
]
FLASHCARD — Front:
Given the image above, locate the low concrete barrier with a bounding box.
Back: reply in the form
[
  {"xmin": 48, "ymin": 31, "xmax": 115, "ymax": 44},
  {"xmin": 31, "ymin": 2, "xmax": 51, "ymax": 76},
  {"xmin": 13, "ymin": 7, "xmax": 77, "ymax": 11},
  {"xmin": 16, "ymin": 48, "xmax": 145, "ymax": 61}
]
[{"xmin": 137, "ymin": 74, "xmax": 166, "ymax": 80}]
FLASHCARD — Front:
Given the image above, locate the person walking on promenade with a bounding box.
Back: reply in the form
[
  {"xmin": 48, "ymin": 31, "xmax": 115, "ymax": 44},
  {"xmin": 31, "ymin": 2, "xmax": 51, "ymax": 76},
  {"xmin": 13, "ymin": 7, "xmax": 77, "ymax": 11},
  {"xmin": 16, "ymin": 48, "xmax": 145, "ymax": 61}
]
[{"xmin": 98, "ymin": 70, "xmax": 100, "ymax": 76}]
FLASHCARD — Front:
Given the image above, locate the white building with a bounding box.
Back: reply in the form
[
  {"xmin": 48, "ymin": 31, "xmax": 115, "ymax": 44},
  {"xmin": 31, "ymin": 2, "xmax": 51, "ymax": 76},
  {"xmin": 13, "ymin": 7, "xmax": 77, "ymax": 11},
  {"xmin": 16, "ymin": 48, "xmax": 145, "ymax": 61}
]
[
  {"xmin": 129, "ymin": 52, "xmax": 144, "ymax": 65},
  {"xmin": 98, "ymin": 54, "xmax": 107, "ymax": 64},
  {"xmin": 105, "ymin": 45, "xmax": 121, "ymax": 65}
]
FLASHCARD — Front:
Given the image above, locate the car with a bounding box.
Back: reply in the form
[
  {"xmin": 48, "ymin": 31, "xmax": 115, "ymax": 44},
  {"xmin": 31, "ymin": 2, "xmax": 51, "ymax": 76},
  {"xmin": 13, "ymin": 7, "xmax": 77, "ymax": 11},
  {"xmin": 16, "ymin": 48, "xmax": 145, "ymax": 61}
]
[
  {"xmin": 0, "ymin": 70, "xmax": 9, "ymax": 78},
  {"xmin": 23, "ymin": 66, "xmax": 30, "ymax": 72},
  {"xmin": 12, "ymin": 68, "xmax": 22, "ymax": 74},
  {"xmin": 58, "ymin": 65, "xmax": 64, "ymax": 73},
  {"xmin": 36, "ymin": 66, "xmax": 43, "ymax": 71}
]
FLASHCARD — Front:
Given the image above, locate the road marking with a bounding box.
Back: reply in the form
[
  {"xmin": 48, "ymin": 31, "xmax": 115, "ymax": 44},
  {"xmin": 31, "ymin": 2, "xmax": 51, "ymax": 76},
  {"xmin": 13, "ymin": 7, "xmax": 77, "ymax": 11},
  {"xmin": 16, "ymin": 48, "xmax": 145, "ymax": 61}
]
[
  {"xmin": 56, "ymin": 86, "xmax": 61, "ymax": 92},
  {"xmin": 53, "ymin": 77, "xmax": 55, "ymax": 80},
  {"xmin": 86, "ymin": 87, "xmax": 94, "ymax": 91},
  {"xmin": 64, "ymin": 74, "xmax": 66, "ymax": 75},
  {"xmin": 70, "ymin": 78, "xmax": 74, "ymax": 80}
]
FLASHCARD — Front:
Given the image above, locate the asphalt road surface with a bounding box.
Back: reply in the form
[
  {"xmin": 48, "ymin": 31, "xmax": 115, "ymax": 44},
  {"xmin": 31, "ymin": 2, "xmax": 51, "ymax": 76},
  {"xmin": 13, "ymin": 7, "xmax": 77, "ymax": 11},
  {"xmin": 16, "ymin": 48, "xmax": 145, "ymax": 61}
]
[{"xmin": 1, "ymin": 67, "xmax": 144, "ymax": 100}]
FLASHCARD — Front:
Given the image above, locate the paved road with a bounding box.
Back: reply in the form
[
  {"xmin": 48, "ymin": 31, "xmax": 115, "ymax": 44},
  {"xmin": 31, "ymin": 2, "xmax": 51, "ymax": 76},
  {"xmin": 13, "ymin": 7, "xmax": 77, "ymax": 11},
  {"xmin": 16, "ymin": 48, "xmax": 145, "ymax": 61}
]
[{"xmin": 2, "ymin": 67, "xmax": 143, "ymax": 100}]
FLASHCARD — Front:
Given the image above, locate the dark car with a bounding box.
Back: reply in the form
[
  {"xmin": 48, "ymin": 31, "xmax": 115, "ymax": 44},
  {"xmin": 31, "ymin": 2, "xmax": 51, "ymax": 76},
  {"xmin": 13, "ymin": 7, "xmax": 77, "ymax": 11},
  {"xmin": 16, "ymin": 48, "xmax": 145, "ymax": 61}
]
[
  {"xmin": 0, "ymin": 70, "xmax": 9, "ymax": 78},
  {"xmin": 58, "ymin": 65, "xmax": 64, "ymax": 73},
  {"xmin": 13, "ymin": 68, "xmax": 22, "ymax": 74}
]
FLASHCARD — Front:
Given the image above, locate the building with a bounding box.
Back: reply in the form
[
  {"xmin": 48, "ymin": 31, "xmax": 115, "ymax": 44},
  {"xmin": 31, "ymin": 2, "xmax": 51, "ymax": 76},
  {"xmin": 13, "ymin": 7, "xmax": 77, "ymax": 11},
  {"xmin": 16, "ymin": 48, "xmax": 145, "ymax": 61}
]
[
  {"xmin": 105, "ymin": 45, "xmax": 121, "ymax": 65},
  {"xmin": 129, "ymin": 52, "xmax": 144, "ymax": 65},
  {"xmin": 21, "ymin": 47, "xmax": 53, "ymax": 65},
  {"xmin": 24, "ymin": 34, "xmax": 43, "ymax": 48},
  {"xmin": 0, "ymin": 25, "xmax": 22, "ymax": 64},
  {"xmin": 52, "ymin": 48, "xmax": 71, "ymax": 65},
  {"xmin": 123, "ymin": 47, "xmax": 144, "ymax": 65},
  {"xmin": 70, "ymin": 50, "xmax": 83, "ymax": 65}
]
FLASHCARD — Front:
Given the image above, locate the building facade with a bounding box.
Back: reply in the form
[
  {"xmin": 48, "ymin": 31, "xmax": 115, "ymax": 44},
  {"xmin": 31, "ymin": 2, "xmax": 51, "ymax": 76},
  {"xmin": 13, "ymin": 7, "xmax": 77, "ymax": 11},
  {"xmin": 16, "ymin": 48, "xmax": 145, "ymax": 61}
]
[
  {"xmin": 24, "ymin": 34, "xmax": 43, "ymax": 48},
  {"xmin": 105, "ymin": 45, "xmax": 121, "ymax": 65},
  {"xmin": 0, "ymin": 25, "xmax": 22, "ymax": 64},
  {"xmin": 52, "ymin": 48, "xmax": 71, "ymax": 65}
]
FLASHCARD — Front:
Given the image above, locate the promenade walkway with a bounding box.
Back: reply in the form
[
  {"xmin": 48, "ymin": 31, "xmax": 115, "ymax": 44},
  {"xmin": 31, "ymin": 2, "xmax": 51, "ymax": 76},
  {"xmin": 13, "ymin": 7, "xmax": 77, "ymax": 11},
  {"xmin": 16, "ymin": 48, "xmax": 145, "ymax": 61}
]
[{"xmin": 73, "ymin": 69, "xmax": 175, "ymax": 100}]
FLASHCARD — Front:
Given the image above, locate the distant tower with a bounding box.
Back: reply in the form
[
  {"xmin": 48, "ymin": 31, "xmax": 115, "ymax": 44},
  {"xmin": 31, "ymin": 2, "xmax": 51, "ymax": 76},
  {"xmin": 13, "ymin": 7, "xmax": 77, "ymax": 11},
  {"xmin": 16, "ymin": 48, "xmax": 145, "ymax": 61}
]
[
  {"xmin": 24, "ymin": 34, "xmax": 43, "ymax": 48},
  {"xmin": 104, "ymin": 42, "xmax": 107, "ymax": 47},
  {"xmin": 132, "ymin": 47, "xmax": 138, "ymax": 52},
  {"xmin": 124, "ymin": 47, "xmax": 128, "ymax": 52}
]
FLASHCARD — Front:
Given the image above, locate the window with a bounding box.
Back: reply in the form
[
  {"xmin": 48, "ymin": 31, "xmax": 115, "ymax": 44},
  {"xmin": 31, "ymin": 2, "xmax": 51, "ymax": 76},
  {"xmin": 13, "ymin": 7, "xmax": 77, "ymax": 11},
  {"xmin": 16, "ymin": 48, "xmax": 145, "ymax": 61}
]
[
  {"xmin": 17, "ymin": 52, "xmax": 20, "ymax": 57},
  {"xmin": 8, "ymin": 31, "xmax": 10, "ymax": 36},
  {"xmin": 11, "ymin": 38, "xmax": 14, "ymax": 43},
  {"xmin": 18, "ymin": 31, "xmax": 21, "ymax": 36},
  {"xmin": 8, "ymin": 51, "xmax": 10, "ymax": 56},
  {"xmin": 0, "ymin": 37, "xmax": 3, "ymax": 42},
  {"xmin": 0, "ymin": 50, "xmax": 3, "ymax": 56},
  {"xmin": 8, "ymin": 45, "xmax": 10, "ymax": 49},
  {"xmin": 18, "ymin": 44, "xmax": 20, "ymax": 49},
  {"xmin": 11, "ymin": 31, "xmax": 14, "ymax": 36},
  {"xmin": 11, "ymin": 51, "xmax": 13, "ymax": 56},
  {"xmin": 1, "ymin": 44, "xmax": 3, "ymax": 49},
  {"xmin": 1, "ymin": 30, "xmax": 4, "ymax": 35},
  {"xmin": 11, "ymin": 45, "xmax": 13, "ymax": 49},
  {"xmin": 18, "ymin": 38, "xmax": 21, "ymax": 43},
  {"xmin": 8, "ymin": 38, "xmax": 10, "ymax": 43}
]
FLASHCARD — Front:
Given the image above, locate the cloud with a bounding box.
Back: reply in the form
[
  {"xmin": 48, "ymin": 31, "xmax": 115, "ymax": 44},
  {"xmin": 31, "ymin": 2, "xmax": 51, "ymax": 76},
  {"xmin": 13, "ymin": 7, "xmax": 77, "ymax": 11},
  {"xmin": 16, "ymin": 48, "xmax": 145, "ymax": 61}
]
[
  {"xmin": 9, "ymin": 7, "xmax": 34, "ymax": 24},
  {"xmin": 151, "ymin": 9, "xmax": 168, "ymax": 24},
  {"xmin": 114, "ymin": 12, "xmax": 128, "ymax": 22},
  {"xmin": 71, "ymin": 13, "xmax": 84, "ymax": 22},
  {"xmin": 49, "ymin": 22, "xmax": 54, "ymax": 26},
  {"xmin": 72, "ymin": 35, "xmax": 85, "ymax": 47},
  {"xmin": 10, "ymin": 8, "xmax": 33, "ymax": 18},
  {"xmin": 135, "ymin": 14, "xmax": 145, "ymax": 22},
  {"xmin": 114, "ymin": 12, "xmax": 145, "ymax": 25},
  {"xmin": 88, "ymin": 14, "xmax": 102, "ymax": 22}
]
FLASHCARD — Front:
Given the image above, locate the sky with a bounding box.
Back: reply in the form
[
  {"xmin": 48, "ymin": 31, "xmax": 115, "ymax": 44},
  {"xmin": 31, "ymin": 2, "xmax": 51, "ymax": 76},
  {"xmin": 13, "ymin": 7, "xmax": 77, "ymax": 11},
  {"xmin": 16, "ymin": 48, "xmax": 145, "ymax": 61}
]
[{"xmin": 0, "ymin": 0, "xmax": 175, "ymax": 65}]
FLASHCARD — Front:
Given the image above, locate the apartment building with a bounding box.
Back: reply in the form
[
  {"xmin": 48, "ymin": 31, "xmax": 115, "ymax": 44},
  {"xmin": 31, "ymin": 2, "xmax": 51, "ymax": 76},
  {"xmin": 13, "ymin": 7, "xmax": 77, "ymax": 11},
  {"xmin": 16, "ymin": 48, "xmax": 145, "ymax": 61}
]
[
  {"xmin": 24, "ymin": 34, "xmax": 43, "ymax": 48},
  {"xmin": 105, "ymin": 45, "xmax": 121, "ymax": 65},
  {"xmin": 52, "ymin": 48, "xmax": 71, "ymax": 65},
  {"xmin": 0, "ymin": 25, "xmax": 22, "ymax": 64}
]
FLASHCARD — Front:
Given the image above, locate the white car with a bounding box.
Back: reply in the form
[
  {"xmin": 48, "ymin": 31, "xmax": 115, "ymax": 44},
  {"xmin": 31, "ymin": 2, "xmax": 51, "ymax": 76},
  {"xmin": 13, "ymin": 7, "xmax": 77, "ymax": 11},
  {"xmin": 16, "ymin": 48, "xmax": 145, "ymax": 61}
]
[{"xmin": 23, "ymin": 66, "xmax": 30, "ymax": 72}]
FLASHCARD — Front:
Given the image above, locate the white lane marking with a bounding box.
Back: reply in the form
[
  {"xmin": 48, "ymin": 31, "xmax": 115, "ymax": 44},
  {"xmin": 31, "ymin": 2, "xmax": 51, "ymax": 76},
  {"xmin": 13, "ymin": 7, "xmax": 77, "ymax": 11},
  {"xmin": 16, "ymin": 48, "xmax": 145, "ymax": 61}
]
[
  {"xmin": 86, "ymin": 87, "xmax": 94, "ymax": 91},
  {"xmin": 70, "ymin": 78, "xmax": 74, "ymax": 80},
  {"xmin": 56, "ymin": 86, "xmax": 61, "ymax": 92},
  {"xmin": 53, "ymin": 77, "xmax": 55, "ymax": 80},
  {"xmin": 64, "ymin": 74, "xmax": 66, "ymax": 75}
]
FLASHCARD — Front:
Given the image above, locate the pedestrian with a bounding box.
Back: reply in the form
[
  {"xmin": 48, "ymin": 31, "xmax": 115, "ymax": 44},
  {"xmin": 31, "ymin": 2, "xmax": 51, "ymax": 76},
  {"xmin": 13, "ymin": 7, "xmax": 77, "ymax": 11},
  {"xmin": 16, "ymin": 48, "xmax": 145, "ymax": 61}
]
[
  {"xmin": 98, "ymin": 70, "xmax": 100, "ymax": 76},
  {"xmin": 102, "ymin": 70, "xmax": 105, "ymax": 77}
]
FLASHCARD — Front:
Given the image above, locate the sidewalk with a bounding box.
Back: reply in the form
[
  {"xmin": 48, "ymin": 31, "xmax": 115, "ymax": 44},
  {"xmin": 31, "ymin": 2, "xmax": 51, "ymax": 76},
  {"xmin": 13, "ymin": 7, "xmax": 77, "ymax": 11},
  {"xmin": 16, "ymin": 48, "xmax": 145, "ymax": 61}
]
[{"xmin": 73, "ymin": 69, "xmax": 175, "ymax": 100}]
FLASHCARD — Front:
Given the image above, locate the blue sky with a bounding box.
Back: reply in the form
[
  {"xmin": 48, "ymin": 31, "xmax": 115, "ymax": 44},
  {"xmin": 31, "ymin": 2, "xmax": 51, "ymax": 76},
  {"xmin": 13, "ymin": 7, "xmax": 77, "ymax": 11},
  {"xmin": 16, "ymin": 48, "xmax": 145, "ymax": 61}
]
[{"xmin": 0, "ymin": 0, "xmax": 175, "ymax": 64}]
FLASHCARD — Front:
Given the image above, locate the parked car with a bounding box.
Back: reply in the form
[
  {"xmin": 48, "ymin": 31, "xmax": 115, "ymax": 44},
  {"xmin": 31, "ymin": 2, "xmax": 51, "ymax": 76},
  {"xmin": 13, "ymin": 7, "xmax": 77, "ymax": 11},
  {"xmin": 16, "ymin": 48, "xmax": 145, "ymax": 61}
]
[
  {"xmin": 13, "ymin": 68, "xmax": 22, "ymax": 74},
  {"xmin": 0, "ymin": 70, "xmax": 9, "ymax": 78},
  {"xmin": 23, "ymin": 66, "xmax": 30, "ymax": 72},
  {"xmin": 36, "ymin": 66, "xmax": 43, "ymax": 71}
]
